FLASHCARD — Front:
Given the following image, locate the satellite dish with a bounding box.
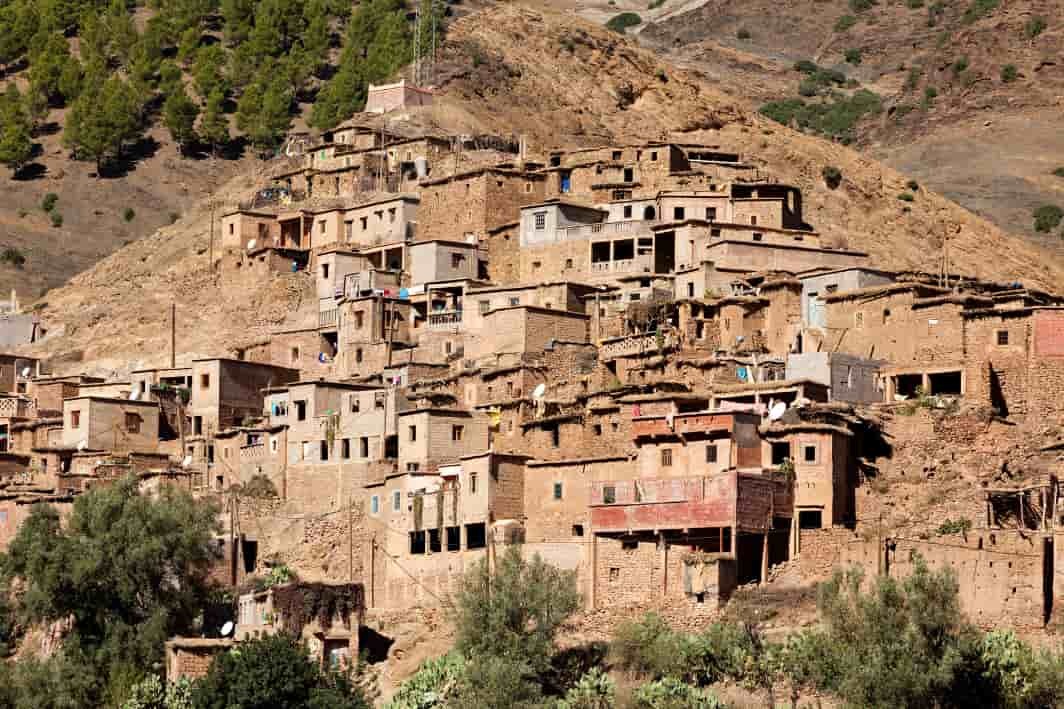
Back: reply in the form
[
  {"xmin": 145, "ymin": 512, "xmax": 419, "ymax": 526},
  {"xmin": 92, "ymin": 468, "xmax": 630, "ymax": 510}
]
[
  {"xmin": 247, "ymin": 239, "xmax": 257, "ymax": 250},
  {"xmin": 531, "ymin": 383, "xmax": 547, "ymax": 400},
  {"xmin": 769, "ymin": 402, "xmax": 787, "ymax": 421},
  {"xmin": 220, "ymin": 621, "xmax": 234, "ymax": 637},
  {"xmin": 77, "ymin": 439, "xmax": 87, "ymax": 451},
  {"xmin": 21, "ymin": 367, "xmax": 30, "ymax": 377},
  {"xmin": 181, "ymin": 455, "xmax": 192, "ymax": 468},
  {"xmin": 129, "ymin": 390, "xmax": 139, "ymax": 401}
]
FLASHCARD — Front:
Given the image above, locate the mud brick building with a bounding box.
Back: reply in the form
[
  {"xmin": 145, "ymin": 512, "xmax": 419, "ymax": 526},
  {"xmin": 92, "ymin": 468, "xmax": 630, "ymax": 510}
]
[{"xmin": 417, "ymin": 168, "xmax": 547, "ymax": 243}]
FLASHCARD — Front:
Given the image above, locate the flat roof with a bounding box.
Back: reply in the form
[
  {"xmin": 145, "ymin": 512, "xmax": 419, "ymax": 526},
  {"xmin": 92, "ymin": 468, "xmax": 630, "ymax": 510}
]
[
  {"xmin": 64, "ymin": 395, "xmax": 159, "ymax": 406},
  {"xmin": 520, "ymin": 198, "xmax": 607, "ymax": 213},
  {"xmin": 397, "ymin": 407, "xmax": 475, "ymax": 417}
]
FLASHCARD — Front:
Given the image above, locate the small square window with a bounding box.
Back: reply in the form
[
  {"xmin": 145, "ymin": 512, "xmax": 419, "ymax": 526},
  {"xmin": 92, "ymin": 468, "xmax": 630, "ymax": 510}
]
[
  {"xmin": 623, "ymin": 205, "xmax": 632, "ymax": 219},
  {"xmin": 661, "ymin": 449, "xmax": 672, "ymax": 466},
  {"xmin": 553, "ymin": 482, "xmax": 563, "ymax": 500},
  {"xmin": 752, "ymin": 232, "xmax": 763, "ymax": 241},
  {"xmin": 479, "ymin": 300, "xmax": 491, "ymax": 314},
  {"xmin": 125, "ymin": 412, "xmax": 140, "ymax": 434},
  {"xmin": 534, "ymin": 211, "xmax": 546, "ymax": 230},
  {"xmin": 705, "ymin": 444, "xmax": 717, "ymax": 463},
  {"xmin": 392, "ymin": 490, "xmax": 401, "ymax": 511},
  {"xmin": 371, "ymin": 496, "xmax": 379, "ymax": 514},
  {"xmin": 509, "ymin": 297, "xmax": 520, "ymax": 306},
  {"xmin": 406, "ymin": 462, "xmax": 420, "ymax": 472},
  {"xmin": 409, "ymin": 425, "xmax": 417, "ymax": 442},
  {"xmin": 452, "ymin": 425, "xmax": 464, "ymax": 442},
  {"xmin": 593, "ymin": 424, "xmax": 602, "ymax": 436},
  {"xmin": 804, "ymin": 445, "xmax": 817, "ymax": 463},
  {"xmin": 603, "ymin": 485, "xmax": 616, "ymax": 504},
  {"xmin": 572, "ymin": 524, "xmax": 584, "ymax": 537},
  {"xmin": 996, "ymin": 330, "xmax": 1009, "ymax": 346},
  {"xmin": 673, "ymin": 207, "xmax": 685, "ymax": 220}
]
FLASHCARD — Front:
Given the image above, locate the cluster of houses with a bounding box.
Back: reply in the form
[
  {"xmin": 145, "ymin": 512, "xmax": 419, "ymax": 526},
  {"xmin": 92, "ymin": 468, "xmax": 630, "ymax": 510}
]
[{"xmin": 3, "ymin": 111, "xmax": 1064, "ymax": 674}]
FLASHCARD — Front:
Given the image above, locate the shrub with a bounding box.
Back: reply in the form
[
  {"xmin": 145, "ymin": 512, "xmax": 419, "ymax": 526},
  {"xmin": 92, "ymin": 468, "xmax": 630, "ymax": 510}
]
[
  {"xmin": 1053, "ymin": 167, "xmax": 1064, "ymax": 178},
  {"xmin": 952, "ymin": 55, "xmax": 969, "ymax": 75},
  {"xmin": 1, "ymin": 247, "xmax": 26, "ymax": 269},
  {"xmin": 936, "ymin": 518, "xmax": 972, "ymax": 536},
  {"xmin": 849, "ymin": 0, "xmax": 876, "ymax": 11},
  {"xmin": 759, "ymin": 89, "xmax": 881, "ymax": 141},
  {"xmin": 906, "ymin": 0, "xmax": 923, "ymax": 7},
  {"xmin": 40, "ymin": 193, "xmax": 58, "ymax": 212},
  {"xmin": 736, "ymin": 27, "xmax": 751, "ymax": 39},
  {"xmin": 556, "ymin": 668, "xmax": 615, "ymax": 709},
  {"xmin": 798, "ymin": 79, "xmax": 819, "ymax": 97},
  {"xmin": 924, "ymin": 85, "xmax": 938, "ymax": 102},
  {"xmin": 1023, "ymin": 15, "xmax": 1046, "ymax": 39},
  {"xmin": 962, "ymin": 0, "xmax": 999, "ymax": 25},
  {"xmin": 893, "ymin": 103, "xmax": 915, "ymax": 120},
  {"xmin": 1001, "ymin": 64, "xmax": 1018, "ymax": 82},
  {"xmin": 385, "ymin": 653, "xmax": 465, "ymax": 709},
  {"xmin": 169, "ymin": 212, "xmax": 181, "ymax": 224},
  {"xmin": 611, "ymin": 613, "xmax": 688, "ymax": 679},
  {"xmin": 17, "ymin": 209, "xmax": 27, "ymax": 218},
  {"xmin": 605, "ymin": 12, "xmax": 642, "ymax": 33},
  {"xmin": 845, "ymin": 48, "xmax": 862, "ymax": 64},
  {"xmin": 1033, "ymin": 205, "xmax": 1064, "ymax": 233},
  {"xmin": 123, "ymin": 208, "xmax": 135, "ymax": 222},
  {"xmin": 835, "ymin": 14, "xmax": 857, "ymax": 32},
  {"xmin": 927, "ymin": 1, "xmax": 945, "ymax": 26},
  {"xmin": 631, "ymin": 678, "xmax": 725, "ymax": 708},
  {"xmin": 50, "ymin": 212, "xmax": 63, "ymax": 227},
  {"xmin": 898, "ymin": 192, "xmax": 915, "ymax": 202},
  {"xmin": 794, "ymin": 59, "xmax": 819, "ymax": 74},
  {"xmin": 906, "ymin": 179, "xmax": 919, "ymax": 190},
  {"xmin": 648, "ymin": 0, "xmax": 665, "ymax": 8},
  {"xmin": 822, "ymin": 165, "xmax": 843, "ymax": 189}
]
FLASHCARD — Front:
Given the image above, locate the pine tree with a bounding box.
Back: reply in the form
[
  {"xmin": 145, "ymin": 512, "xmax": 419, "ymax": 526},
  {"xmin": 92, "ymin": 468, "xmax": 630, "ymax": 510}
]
[
  {"xmin": 27, "ymin": 32, "xmax": 69, "ymax": 104},
  {"xmin": 0, "ymin": 84, "xmax": 34, "ymax": 175},
  {"xmin": 106, "ymin": 0, "xmax": 138, "ymax": 67},
  {"xmin": 236, "ymin": 71, "xmax": 291, "ymax": 157},
  {"xmin": 22, "ymin": 80, "xmax": 49, "ymax": 130},
  {"xmin": 199, "ymin": 88, "xmax": 229, "ymax": 157},
  {"xmin": 58, "ymin": 55, "xmax": 83, "ymax": 103},
  {"xmin": 163, "ymin": 82, "xmax": 198, "ymax": 154},
  {"xmin": 64, "ymin": 75, "xmax": 141, "ymax": 174},
  {"xmin": 193, "ymin": 44, "xmax": 228, "ymax": 103},
  {"xmin": 301, "ymin": 4, "xmax": 330, "ymax": 75},
  {"xmin": 221, "ymin": 0, "xmax": 254, "ymax": 46},
  {"xmin": 158, "ymin": 60, "xmax": 183, "ymax": 97},
  {"xmin": 0, "ymin": 1, "xmax": 38, "ymax": 71},
  {"xmin": 176, "ymin": 26, "xmax": 201, "ymax": 65}
]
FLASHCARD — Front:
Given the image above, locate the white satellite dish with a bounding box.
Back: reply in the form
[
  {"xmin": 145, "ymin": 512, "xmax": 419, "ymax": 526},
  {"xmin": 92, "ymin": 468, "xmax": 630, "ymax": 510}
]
[
  {"xmin": 181, "ymin": 455, "xmax": 192, "ymax": 468},
  {"xmin": 769, "ymin": 401, "xmax": 787, "ymax": 421},
  {"xmin": 129, "ymin": 390, "xmax": 139, "ymax": 401},
  {"xmin": 220, "ymin": 621, "xmax": 234, "ymax": 637},
  {"xmin": 77, "ymin": 439, "xmax": 87, "ymax": 451},
  {"xmin": 247, "ymin": 239, "xmax": 257, "ymax": 250},
  {"xmin": 21, "ymin": 367, "xmax": 30, "ymax": 377},
  {"xmin": 531, "ymin": 383, "xmax": 547, "ymax": 400}
]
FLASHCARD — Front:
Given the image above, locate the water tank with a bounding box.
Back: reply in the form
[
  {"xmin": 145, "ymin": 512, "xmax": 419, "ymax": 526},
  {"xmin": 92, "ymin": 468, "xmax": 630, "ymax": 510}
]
[{"xmin": 414, "ymin": 156, "xmax": 428, "ymax": 178}]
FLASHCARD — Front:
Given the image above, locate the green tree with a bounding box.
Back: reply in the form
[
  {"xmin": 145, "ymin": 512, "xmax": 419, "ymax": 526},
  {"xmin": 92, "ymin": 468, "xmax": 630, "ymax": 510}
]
[
  {"xmin": 27, "ymin": 32, "xmax": 69, "ymax": 104},
  {"xmin": 163, "ymin": 83, "xmax": 199, "ymax": 154},
  {"xmin": 0, "ymin": 476, "xmax": 219, "ymax": 693},
  {"xmin": 192, "ymin": 634, "xmax": 369, "ymax": 709},
  {"xmin": 64, "ymin": 75, "xmax": 142, "ymax": 173},
  {"xmin": 0, "ymin": 107, "xmax": 34, "ymax": 176},
  {"xmin": 199, "ymin": 88, "xmax": 229, "ymax": 156},
  {"xmin": 236, "ymin": 72, "xmax": 291, "ymax": 157},
  {"xmin": 193, "ymin": 44, "xmax": 228, "ymax": 102},
  {"xmin": 176, "ymin": 26, "xmax": 201, "ymax": 65},
  {"xmin": 453, "ymin": 545, "xmax": 580, "ymax": 676},
  {"xmin": 221, "ymin": 0, "xmax": 255, "ymax": 46},
  {"xmin": 57, "ymin": 55, "xmax": 83, "ymax": 103}
]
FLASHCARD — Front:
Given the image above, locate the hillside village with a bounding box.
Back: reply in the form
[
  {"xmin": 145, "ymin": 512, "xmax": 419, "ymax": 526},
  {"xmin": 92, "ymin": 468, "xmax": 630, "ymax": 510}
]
[{"xmin": 0, "ymin": 66, "xmax": 1060, "ymax": 688}]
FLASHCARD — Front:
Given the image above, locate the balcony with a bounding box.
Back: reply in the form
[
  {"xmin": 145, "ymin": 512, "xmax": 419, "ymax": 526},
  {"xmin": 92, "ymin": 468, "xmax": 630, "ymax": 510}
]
[
  {"xmin": 427, "ymin": 310, "xmax": 462, "ymax": 330},
  {"xmin": 557, "ymin": 219, "xmax": 657, "ymax": 242},
  {"xmin": 589, "ymin": 472, "xmax": 792, "ymax": 534},
  {"xmin": 0, "ymin": 397, "xmax": 35, "ymax": 419},
  {"xmin": 319, "ymin": 308, "xmax": 338, "ymax": 328},
  {"xmin": 632, "ymin": 411, "xmax": 742, "ymax": 439}
]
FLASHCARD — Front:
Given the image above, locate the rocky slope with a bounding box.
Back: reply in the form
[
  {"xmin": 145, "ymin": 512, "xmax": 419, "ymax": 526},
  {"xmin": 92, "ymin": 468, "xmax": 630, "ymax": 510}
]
[{"xmin": 20, "ymin": 1, "xmax": 1064, "ymax": 374}]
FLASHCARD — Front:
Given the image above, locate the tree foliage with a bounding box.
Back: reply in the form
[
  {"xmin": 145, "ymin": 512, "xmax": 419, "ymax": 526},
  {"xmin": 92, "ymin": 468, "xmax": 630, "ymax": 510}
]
[{"xmin": 163, "ymin": 82, "xmax": 200, "ymax": 154}]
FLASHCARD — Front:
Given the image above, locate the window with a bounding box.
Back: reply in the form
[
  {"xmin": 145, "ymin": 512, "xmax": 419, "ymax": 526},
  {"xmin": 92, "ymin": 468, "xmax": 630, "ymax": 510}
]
[
  {"xmin": 342, "ymin": 438, "xmax": 351, "ymax": 459},
  {"xmin": 565, "ymin": 258, "xmax": 573, "ymax": 269},
  {"xmin": 444, "ymin": 341, "xmax": 452, "ymax": 355},
  {"xmin": 623, "ymin": 167, "xmax": 633, "ymax": 182},
  {"xmin": 351, "ymin": 396, "xmax": 360, "ymax": 413},
  {"xmin": 572, "ymin": 524, "xmax": 584, "ymax": 537},
  {"xmin": 228, "ymin": 223, "xmax": 234, "ymax": 235},
  {"xmin": 997, "ymin": 330, "xmax": 1009, "ymax": 346},
  {"xmin": 193, "ymin": 416, "xmax": 202, "ymax": 435},
  {"xmin": 359, "ymin": 437, "xmax": 369, "ymax": 457},
  {"xmin": 296, "ymin": 400, "xmax": 307, "ymax": 421},
  {"xmin": 603, "ymin": 485, "xmax": 616, "ymax": 504},
  {"xmin": 711, "ymin": 228, "xmax": 721, "ymax": 237},
  {"xmin": 553, "ymin": 482, "xmax": 563, "ymax": 500},
  {"xmin": 356, "ymin": 349, "xmax": 363, "ymax": 363},
  {"xmin": 706, "ymin": 207, "xmax": 717, "ymax": 221},
  {"xmin": 534, "ymin": 211, "xmax": 546, "ymax": 230},
  {"xmin": 673, "ymin": 207, "xmax": 685, "ymax": 220},
  {"xmin": 593, "ymin": 424, "xmax": 602, "ymax": 436},
  {"xmin": 319, "ymin": 220, "xmax": 326, "ymax": 234},
  {"xmin": 650, "ymin": 151, "xmax": 658, "ymax": 161},
  {"xmin": 466, "ymin": 523, "xmax": 486, "ymax": 549},
  {"xmin": 622, "ymin": 540, "xmax": 638, "ymax": 550},
  {"xmin": 612, "ymin": 150, "xmax": 622, "ymax": 160},
  {"xmin": 549, "ymin": 425, "xmax": 560, "ymax": 447},
  {"xmin": 409, "ymin": 531, "xmax": 425, "ymax": 554},
  {"xmin": 452, "ymin": 425, "xmax": 464, "ymax": 441},
  {"xmin": 623, "ymin": 205, "xmax": 632, "ymax": 219},
  {"xmin": 409, "ymin": 425, "xmax": 417, "ymax": 442},
  {"xmin": 345, "ymin": 220, "xmax": 353, "ymax": 239},
  {"xmin": 200, "ymin": 373, "xmax": 210, "ymax": 389},
  {"xmin": 388, "ymin": 208, "xmax": 396, "ymax": 223},
  {"xmin": 706, "ymin": 444, "xmax": 717, "ymax": 463},
  {"xmin": 752, "ymin": 233, "xmax": 763, "ymax": 241},
  {"xmin": 750, "ymin": 215, "xmax": 757, "ymax": 225},
  {"xmin": 451, "ymin": 253, "xmax": 465, "ymax": 268},
  {"xmin": 71, "ymin": 410, "xmax": 81, "ymax": 427},
  {"xmin": 360, "ymin": 216, "xmax": 367, "ymax": 230},
  {"xmin": 855, "ymin": 311, "xmax": 864, "ymax": 329},
  {"xmin": 688, "ymin": 282, "xmax": 695, "ymax": 298},
  {"xmin": 479, "ymin": 300, "xmax": 490, "ymax": 315},
  {"xmin": 371, "ymin": 495, "xmax": 379, "ymax": 514},
  {"xmin": 354, "ymin": 311, "xmax": 364, "ymax": 329},
  {"xmin": 469, "ymin": 472, "xmax": 477, "ymax": 494},
  {"xmin": 322, "ymin": 263, "xmax": 330, "ymax": 279},
  {"xmin": 560, "ymin": 170, "xmax": 571, "ymax": 193},
  {"xmin": 825, "ymin": 284, "xmax": 838, "ymax": 294},
  {"xmin": 509, "ymin": 297, "xmax": 520, "ymax": 306},
  {"xmin": 446, "ymin": 527, "xmax": 461, "ymax": 551},
  {"xmin": 803, "ymin": 444, "xmax": 817, "ymax": 463},
  {"xmin": 392, "ymin": 490, "xmax": 401, "ymax": 511},
  {"xmin": 125, "ymin": 412, "xmax": 140, "ymax": 434},
  {"xmin": 320, "ymin": 440, "xmax": 330, "ymax": 461},
  {"xmin": 661, "ymin": 449, "xmax": 672, "ymax": 466}
]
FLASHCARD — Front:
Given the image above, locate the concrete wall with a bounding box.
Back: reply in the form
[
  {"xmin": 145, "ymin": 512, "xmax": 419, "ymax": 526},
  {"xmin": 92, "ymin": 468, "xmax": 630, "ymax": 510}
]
[
  {"xmin": 801, "ymin": 269, "xmax": 894, "ymax": 329},
  {"xmin": 786, "ymin": 352, "xmax": 883, "ymax": 403},
  {"xmin": 62, "ymin": 397, "xmax": 160, "ymax": 451}
]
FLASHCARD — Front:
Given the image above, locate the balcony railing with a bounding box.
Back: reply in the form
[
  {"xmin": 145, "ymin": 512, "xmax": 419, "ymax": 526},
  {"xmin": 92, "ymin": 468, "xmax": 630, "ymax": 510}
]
[
  {"xmin": 428, "ymin": 310, "xmax": 462, "ymax": 329},
  {"xmin": 599, "ymin": 332, "xmax": 676, "ymax": 360},
  {"xmin": 557, "ymin": 219, "xmax": 658, "ymax": 241},
  {"xmin": 319, "ymin": 308, "xmax": 338, "ymax": 328}
]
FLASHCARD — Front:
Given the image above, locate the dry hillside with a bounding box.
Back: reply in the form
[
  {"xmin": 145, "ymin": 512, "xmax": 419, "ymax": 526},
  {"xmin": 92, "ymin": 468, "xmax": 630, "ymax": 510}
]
[
  {"xmin": 19, "ymin": 1, "xmax": 1064, "ymax": 374},
  {"xmin": 619, "ymin": 0, "xmax": 1064, "ymax": 253}
]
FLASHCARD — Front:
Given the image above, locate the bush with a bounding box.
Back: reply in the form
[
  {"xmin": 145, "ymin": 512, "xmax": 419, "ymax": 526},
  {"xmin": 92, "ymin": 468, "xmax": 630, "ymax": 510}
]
[
  {"xmin": 40, "ymin": 193, "xmax": 58, "ymax": 212},
  {"xmin": 906, "ymin": 179, "xmax": 919, "ymax": 191},
  {"xmin": 906, "ymin": 0, "xmax": 923, "ymax": 7},
  {"xmin": 798, "ymin": 79, "xmax": 819, "ymax": 97},
  {"xmin": 123, "ymin": 208, "xmax": 136, "ymax": 222},
  {"xmin": 1053, "ymin": 167, "xmax": 1064, "ymax": 178},
  {"xmin": 898, "ymin": 192, "xmax": 915, "ymax": 202},
  {"xmin": 51, "ymin": 211, "xmax": 63, "ymax": 227},
  {"xmin": 835, "ymin": 14, "xmax": 857, "ymax": 32},
  {"xmin": 952, "ymin": 55, "xmax": 969, "ymax": 75},
  {"xmin": 759, "ymin": 89, "xmax": 881, "ymax": 141},
  {"xmin": 849, "ymin": 0, "xmax": 876, "ymax": 11},
  {"xmin": 1023, "ymin": 15, "xmax": 1046, "ymax": 39},
  {"xmin": 845, "ymin": 48, "xmax": 862, "ymax": 64},
  {"xmin": 169, "ymin": 212, "xmax": 181, "ymax": 224},
  {"xmin": 924, "ymin": 85, "xmax": 938, "ymax": 102},
  {"xmin": 822, "ymin": 165, "xmax": 843, "ymax": 189},
  {"xmin": 605, "ymin": 12, "xmax": 642, "ymax": 33},
  {"xmin": 556, "ymin": 668, "xmax": 614, "ymax": 709},
  {"xmin": 611, "ymin": 613, "xmax": 689, "ymax": 679},
  {"xmin": 631, "ymin": 678, "xmax": 725, "ymax": 708},
  {"xmin": 1033, "ymin": 205, "xmax": 1064, "ymax": 233},
  {"xmin": 736, "ymin": 27, "xmax": 751, "ymax": 39},
  {"xmin": 794, "ymin": 59, "xmax": 819, "ymax": 74},
  {"xmin": 1001, "ymin": 64, "xmax": 1018, "ymax": 82},
  {"xmin": 384, "ymin": 653, "xmax": 465, "ymax": 709},
  {"xmin": 962, "ymin": 0, "xmax": 999, "ymax": 24},
  {"xmin": 648, "ymin": 0, "xmax": 665, "ymax": 8},
  {"xmin": 1, "ymin": 247, "xmax": 26, "ymax": 269},
  {"xmin": 936, "ymin": 518, "xmax": 972, "ymax": 536},
  {"xmin": 893, "ymin": 103, "xmax": 916, "ymax": 120}
]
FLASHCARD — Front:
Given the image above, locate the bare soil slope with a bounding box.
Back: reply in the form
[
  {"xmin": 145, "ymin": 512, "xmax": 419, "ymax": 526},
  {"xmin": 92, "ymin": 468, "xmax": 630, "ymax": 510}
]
[{"xmin": 21, "ymin": 2, "xmax": 1064, "ymax": 374}]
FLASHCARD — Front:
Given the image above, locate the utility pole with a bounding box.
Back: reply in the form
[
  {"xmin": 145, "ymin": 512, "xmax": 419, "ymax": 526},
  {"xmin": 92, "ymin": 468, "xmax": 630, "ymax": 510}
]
[
  {"xmin": 208, "ymin": 197, "xmax": 216, "ymax": 275},
  {"xmin": 348, "ymin": 495, "xmax": 354, "ymax": 582},
  {"xmin": 170, "ymin": 302, "xmax": 176, "ymax": 369}
]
